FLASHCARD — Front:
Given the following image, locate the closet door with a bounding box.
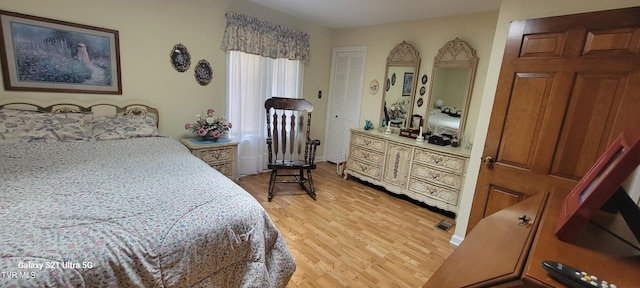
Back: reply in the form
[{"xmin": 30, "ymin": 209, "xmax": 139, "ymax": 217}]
[{"xmin": 325, "ymin": 46, "xmax": 366, "ymax": 164}]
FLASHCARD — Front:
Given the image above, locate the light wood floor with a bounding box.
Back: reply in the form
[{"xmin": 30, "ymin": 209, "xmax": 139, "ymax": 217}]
[{"xmin": 237, "ymin": 162, "xmax": 456, "ymax": 288}]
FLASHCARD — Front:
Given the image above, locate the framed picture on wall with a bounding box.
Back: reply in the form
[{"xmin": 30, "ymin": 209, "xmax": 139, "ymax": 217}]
[
  {"xmin": 0, "ymin": 10, "xmax": 122, "ymax": 94},
  {"xmin": 402, "ymin": 72, "xmax": 413, "ymax": 96}
]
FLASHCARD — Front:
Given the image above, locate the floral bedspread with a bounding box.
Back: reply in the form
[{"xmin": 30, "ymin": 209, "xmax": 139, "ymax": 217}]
[{"xmin": 0, "ymin": 137, "xmax": 295, "ymax": 287}]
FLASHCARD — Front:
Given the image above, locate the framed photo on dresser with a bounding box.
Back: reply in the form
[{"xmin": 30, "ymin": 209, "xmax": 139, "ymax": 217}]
[{"xmin": 555, "ymin": 128, "xmax": 640, "ymax": 243}]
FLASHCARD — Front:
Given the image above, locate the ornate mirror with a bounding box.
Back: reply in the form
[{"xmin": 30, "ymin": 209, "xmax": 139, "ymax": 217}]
[
  {"xmin": 379, "ymin": 41, "xmax": 421, "ymax": 130},
  {"xmin": 424, "ymin": 38, "xmax": 477, "ymax": 142}
]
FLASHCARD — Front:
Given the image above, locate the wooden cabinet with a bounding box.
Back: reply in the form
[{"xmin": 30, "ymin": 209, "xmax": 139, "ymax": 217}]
[
  {"xmin": 424, "ymin": 189, "xmax": 640, "ymax": 287},
  {"xmin": 180, "ymin": 138, "xmax": 238, "ymax": 182},
  {"xmin": 346, "ymin": 129, "xmax": 470, "ymax": 214}
]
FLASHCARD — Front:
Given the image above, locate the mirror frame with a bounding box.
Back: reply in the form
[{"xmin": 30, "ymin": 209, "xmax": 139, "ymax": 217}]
[
  {"xmin": 424, "ymin": 38, "xmax": 478, "ymax": 143},
  {"xmin": 379, "ymin": 41, "xmax": 421, "ymax": 130}
]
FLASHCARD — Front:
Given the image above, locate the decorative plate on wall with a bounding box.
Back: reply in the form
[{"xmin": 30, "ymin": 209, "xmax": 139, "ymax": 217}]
[
  {"xmin": 419, "ymin": 86, "xmax": 426, "ymax": 96},
  {"xmin": 386, "ymin": 78, "xmax": 390, "ymax": 91},
  {"xmin": 391, "ymin": 73, "xmax": 397, "ymax": 85},
  {"xmin": 170, "ymin": 43, "xmax": 191, "ymax": 72},
  {"xmin": 369, "ymin": 79, "xmax": 379, "ymax": 95},
  {"xmin": 421, "ymin": 74, "xmax": 428, "ymax": 84},
  {"xmin": 194, "ymin": 59, "xmax": 212, "ymax": 86},
  {"xmin": 417, "ymin": 97, "xmax": 424, "ymax": 107}
]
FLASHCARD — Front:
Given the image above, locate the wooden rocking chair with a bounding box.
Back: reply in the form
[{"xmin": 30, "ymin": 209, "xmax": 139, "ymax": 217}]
[{"xmin": 265, "ymin": 97, "xmax": 321, "ymax": 201}]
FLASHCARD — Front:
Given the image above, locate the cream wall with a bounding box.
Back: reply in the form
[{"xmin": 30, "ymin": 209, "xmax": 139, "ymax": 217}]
[
  {"xmin": 331, "ymin": 11, "xmax": 499, "ymax": 142},
  {"xmin": 0, "ymin": 0, "xmax": 333, "ymax": 147},
  {"xmin": 453, "ymin": 0, "xmax": 640, "ymax": 244}
]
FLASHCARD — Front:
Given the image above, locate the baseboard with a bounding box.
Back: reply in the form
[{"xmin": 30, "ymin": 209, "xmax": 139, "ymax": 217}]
[{"xmin": 449, "ymin": 235, "xmax": 463, "ymax": 246}]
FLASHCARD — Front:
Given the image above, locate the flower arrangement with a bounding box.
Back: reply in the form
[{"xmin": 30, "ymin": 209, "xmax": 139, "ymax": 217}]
[
  {"xmin": 387, "ymin": 98, "xmax": 409, "ymax": 120},
  {"xmin": 184, "ymin": 108, "xmax": 232, "ymax": 140}
]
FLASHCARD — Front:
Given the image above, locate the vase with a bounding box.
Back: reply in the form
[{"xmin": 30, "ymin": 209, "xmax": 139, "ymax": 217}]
[{"xmin": 202, "ymin": 135, "xmax": 219, "ymax": 142}]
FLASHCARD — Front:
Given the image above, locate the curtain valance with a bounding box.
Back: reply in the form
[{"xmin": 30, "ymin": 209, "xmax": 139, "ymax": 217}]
[{"xmin": 221, "ymin": 11, "xmax": 310, "ymax": 62}]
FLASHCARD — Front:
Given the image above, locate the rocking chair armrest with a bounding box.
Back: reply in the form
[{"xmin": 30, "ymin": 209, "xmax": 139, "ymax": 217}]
[
  {"xmin": 308, "ymin": 139, "xmax": 321, "ymax": 147},
  {"xmin": 305, "ymin": 139, "xmax": 321, "ymax": 164}
]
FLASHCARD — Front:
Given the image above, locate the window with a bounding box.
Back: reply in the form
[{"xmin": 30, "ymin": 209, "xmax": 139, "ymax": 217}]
[{"xmin": 226, "ymin": 51, "xmax": 303, "ymax": 176}]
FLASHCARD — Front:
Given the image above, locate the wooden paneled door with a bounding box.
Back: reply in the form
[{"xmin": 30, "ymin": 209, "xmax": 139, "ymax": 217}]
[{"xmin": 468, "ymin": 6, "xmax": 640, "ymax": 233}]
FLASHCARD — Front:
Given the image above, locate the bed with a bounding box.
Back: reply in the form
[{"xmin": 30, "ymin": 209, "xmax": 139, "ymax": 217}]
[
  {"xmin": 0, "ymin": 103, "xmax": 295, "ymax": 287},
  {"xmin": 426, "ymin": 108, "xmax": 460, "ymax": 137}
]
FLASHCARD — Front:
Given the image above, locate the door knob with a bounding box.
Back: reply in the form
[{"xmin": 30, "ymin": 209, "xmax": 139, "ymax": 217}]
[{"xmin": 482, "ymin": 156, "xmax": 494, "ymax": 166}]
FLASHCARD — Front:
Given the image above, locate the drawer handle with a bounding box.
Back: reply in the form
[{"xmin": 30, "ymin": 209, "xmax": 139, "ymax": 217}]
[
  {"xmin": 210, "ymin": 151, "xmax": 222, "ymax": 159},
  {"xmin": 518, "ymin": 215, "xmax": 532, "ymax": 225}
]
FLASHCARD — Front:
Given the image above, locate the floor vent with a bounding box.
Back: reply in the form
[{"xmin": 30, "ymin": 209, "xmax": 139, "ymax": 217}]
[{"xmin": 435, "ymin": 219, "xmax": 454, "ymax": 232}]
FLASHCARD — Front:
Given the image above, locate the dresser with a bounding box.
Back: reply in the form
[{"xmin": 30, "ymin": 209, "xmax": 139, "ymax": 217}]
[
  {"xmin": 180, "ymin": 138, "xmax": 238, "ymax": 182},
  {"xmin": 346, "ymin": 129, "xmax": 470, "ymax": 214},
  {"xmin": 424, "ymin": 189, "xmax": 640, "ymax": 287}
]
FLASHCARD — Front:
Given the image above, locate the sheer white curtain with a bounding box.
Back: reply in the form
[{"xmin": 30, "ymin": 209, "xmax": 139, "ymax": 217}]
[{"xmin": 226, "ymin": 51, "xmax": 303, "ymax": 177}]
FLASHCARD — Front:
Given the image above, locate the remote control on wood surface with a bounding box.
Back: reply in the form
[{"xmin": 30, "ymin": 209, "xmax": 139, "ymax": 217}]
[{"xmin": 541, "ymin": 260, "xmax": 618, "ymax": 288}]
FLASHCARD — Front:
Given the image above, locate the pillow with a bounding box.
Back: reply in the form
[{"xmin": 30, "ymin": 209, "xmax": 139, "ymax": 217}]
[
  {"xmin": 0, "ymin": 109, "xmax": 58, "ymax": 143},
  {"xmin": 0, "ymin": 109, "xmax": 93, "ymax": 143},
  {"xmin": 49, "ymin": 112, "xmax": 93, "ymax": 141},
  {"xmin": 92, "ymin": 114, "xmax": 159, "ymax": 140}
]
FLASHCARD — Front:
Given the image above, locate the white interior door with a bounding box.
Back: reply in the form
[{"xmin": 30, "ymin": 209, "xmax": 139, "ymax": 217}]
[{"xmin": 325, "ymin": 46, "xmax": 366, "ymax": 164}]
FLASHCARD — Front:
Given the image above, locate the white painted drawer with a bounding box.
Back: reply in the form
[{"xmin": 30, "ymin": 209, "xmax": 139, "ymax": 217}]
[
  {"xmin": 410, "ymin": 163, "xmax": 462, "ymax": 190},
  {"xmin": 408, "ymin": 178, "xmax": 459, "ymax": 205},
  {"xmin": 196, "ymin": 147, "xmax": 234, "ymax": 164},
  {"xmin": 351, "ymin": 133, "xmax": 386, "ymax": 153},
  {"xmin": 413, "ymin": 148, "xmax": 465, "ymax": 174},
  {"xmin": 349, "ymin": 146, "xmax": 385, "ymax": 164},
  {"xmin": 347, "ymin": 158, "xmax": 382, "ymax": 180}
]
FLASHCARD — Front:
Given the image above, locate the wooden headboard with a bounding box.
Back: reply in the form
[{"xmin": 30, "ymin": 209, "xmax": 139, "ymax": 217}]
[{"xmin": 0, "ymin": 103, "xmax": 160, "ymax": 128}]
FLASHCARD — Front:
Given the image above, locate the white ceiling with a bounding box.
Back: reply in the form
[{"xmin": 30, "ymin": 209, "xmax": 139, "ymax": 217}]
[{"xmin": 248, "ymin": 0, "xmax": 502, "ymax": 29}]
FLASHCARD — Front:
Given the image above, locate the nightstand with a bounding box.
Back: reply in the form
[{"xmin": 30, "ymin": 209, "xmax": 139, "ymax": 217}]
[{"xmin": 180, "ymin": 138, "xmax": 238, "ymax": 182}]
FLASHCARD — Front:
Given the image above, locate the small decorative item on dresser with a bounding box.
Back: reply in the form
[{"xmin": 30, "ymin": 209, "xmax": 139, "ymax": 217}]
[
  {"xmin": 184, "ymin": 108, "xmax": 232, "ymax": 141},
  {"xmin": 428, "ymin": 134, "xmax": 452, "ymax": 146},
  {"xmin": 416, "ymin": 127, "xmax": 424, "ymax": 142},
  {"xmin": 399, "ymin": 128, "xmax": 421, "ymax": 139},
  {"xmin": 364, "ymin": 120, "xmax": 374, "ymax": 130}
]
